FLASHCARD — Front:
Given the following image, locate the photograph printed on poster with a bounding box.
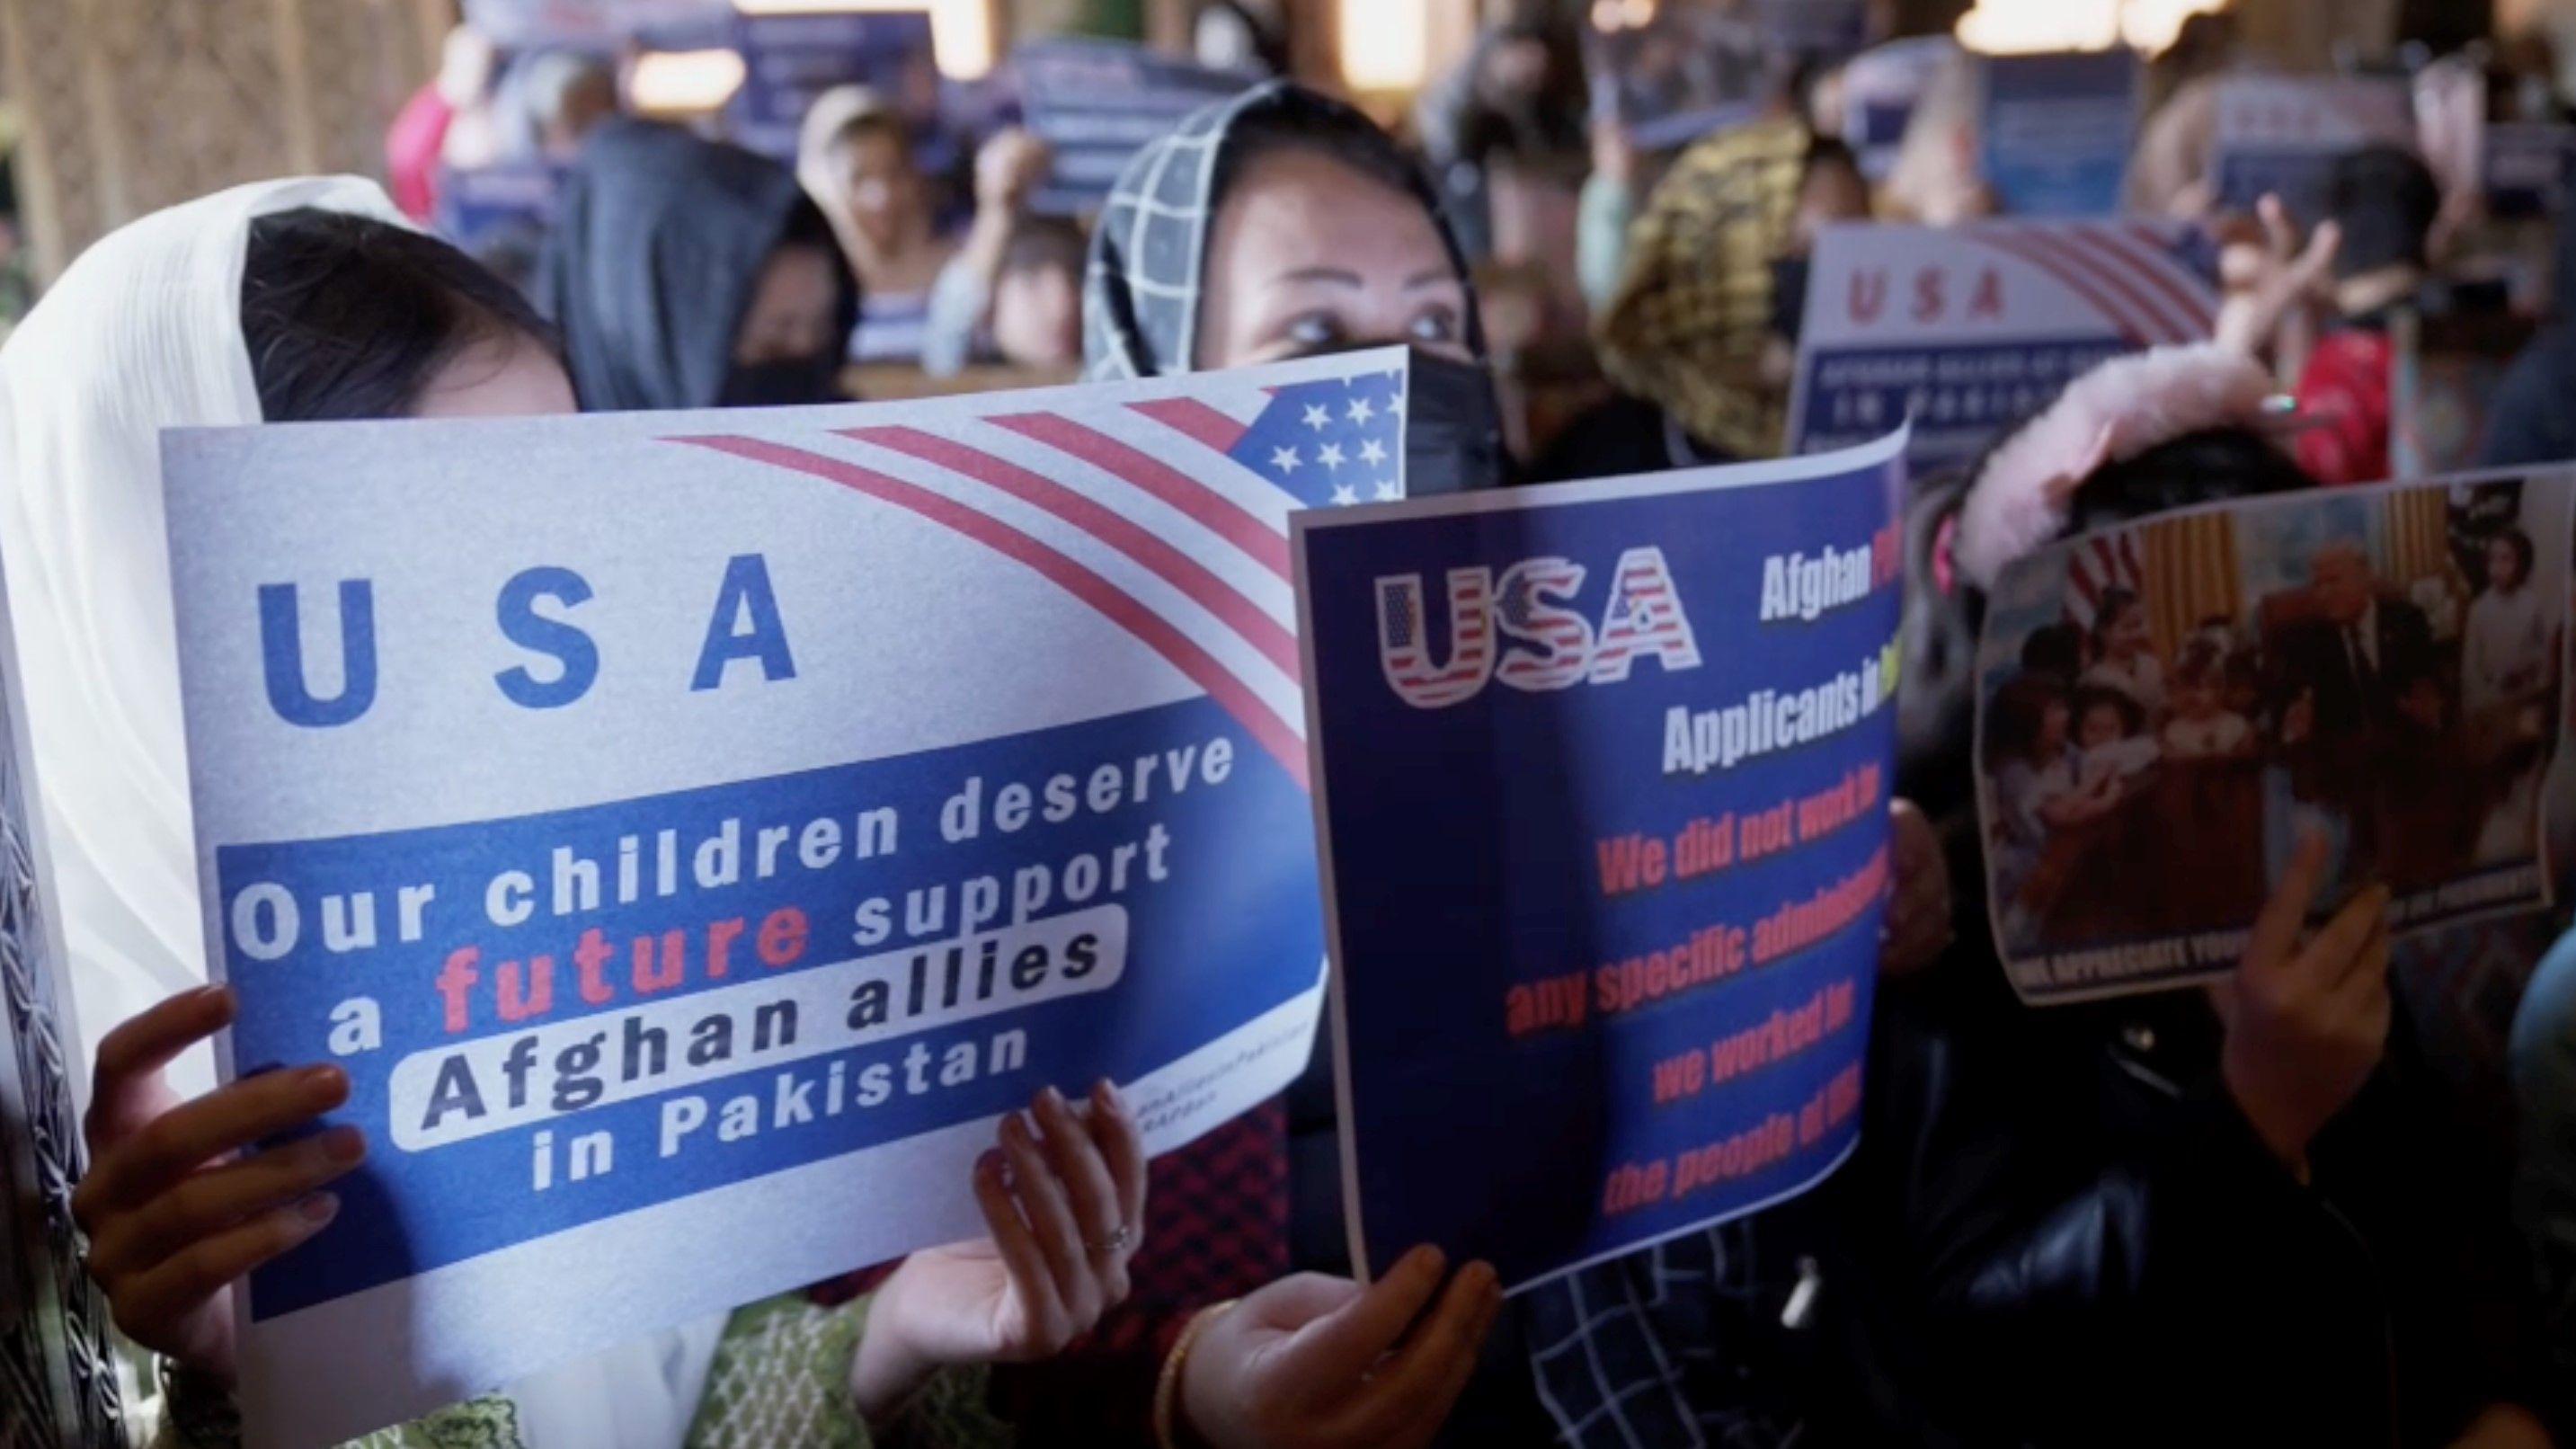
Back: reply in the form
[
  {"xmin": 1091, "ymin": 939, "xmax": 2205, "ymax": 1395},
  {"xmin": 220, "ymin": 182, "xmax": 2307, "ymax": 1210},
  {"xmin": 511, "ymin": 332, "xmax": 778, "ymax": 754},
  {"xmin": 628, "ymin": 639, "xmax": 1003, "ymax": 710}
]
[{"xmin": 1976, "ymin": 471, "xmax": 2575, "ymax": 1003}]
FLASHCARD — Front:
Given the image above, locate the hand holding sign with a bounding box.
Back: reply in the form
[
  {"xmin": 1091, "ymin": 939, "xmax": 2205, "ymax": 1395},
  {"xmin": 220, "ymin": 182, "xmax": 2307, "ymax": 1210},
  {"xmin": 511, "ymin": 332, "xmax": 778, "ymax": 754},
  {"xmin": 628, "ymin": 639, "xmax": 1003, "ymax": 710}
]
[
  {"xmin": 2209, "ymin": 830, "xmax": 2393, "ymax": 1175},
  {"xmin": 73, "ymin": 985, "xmax": 366, "ymax": 1381},
  {"xmin": 1179, "ymin": 1246, "xmax": 1503, "ymax": 1449},
  {"xmin": 1880, "ymin": 799, "xmax": 1952, "ymax": 978},
  {"xmin": 852, "ymin": 1080, "xmax": 1147, "ymax": 1418}
]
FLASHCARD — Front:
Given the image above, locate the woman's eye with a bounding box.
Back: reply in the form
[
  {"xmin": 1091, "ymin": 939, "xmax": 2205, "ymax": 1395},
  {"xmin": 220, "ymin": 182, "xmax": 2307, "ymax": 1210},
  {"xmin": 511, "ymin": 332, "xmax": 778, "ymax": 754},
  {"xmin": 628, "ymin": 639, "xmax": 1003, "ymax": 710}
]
[
  {"xmin": 1284, "ymin": 313, "xmax": 1344, "ymax": 349},
  {"xmin": 1408, "ymin": 307, "xmax": 1460, "ymax": 344}
]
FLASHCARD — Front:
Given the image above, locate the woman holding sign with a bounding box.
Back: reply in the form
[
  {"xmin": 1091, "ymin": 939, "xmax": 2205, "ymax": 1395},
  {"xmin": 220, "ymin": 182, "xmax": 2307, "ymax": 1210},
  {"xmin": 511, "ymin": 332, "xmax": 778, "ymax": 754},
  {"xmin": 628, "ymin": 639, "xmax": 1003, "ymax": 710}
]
[
  {"xmin": 1084, "ymin": 79, "xmax": 1955, "ymax": 1449},
  {"xmin": 0, "ymin": 180, "xmax": 1158, "ymax": 1449},
  {"xmin": 1880, "ymin": 344, "xmax": 2555, "ymax": 1446}
]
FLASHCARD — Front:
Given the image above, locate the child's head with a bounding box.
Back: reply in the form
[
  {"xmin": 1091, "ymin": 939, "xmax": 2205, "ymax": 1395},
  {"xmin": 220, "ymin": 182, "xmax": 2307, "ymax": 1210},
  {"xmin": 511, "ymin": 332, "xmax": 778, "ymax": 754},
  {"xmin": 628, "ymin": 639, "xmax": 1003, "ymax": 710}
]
[
  {"xmin": 2092, "ymin": 588, "xmax": 2150, "ymax": 662},
  {"xmin": 1987, "ymin": 672, "xmax": 2071, "ymax": 767},
  {"xmin": 2487, "ymin": 526, "xmax": 2536, "ymax": 595},
  {"xmin": 2172, "ymin": 638, "xmax": 2228, "ymax": 720},
  {"xmin": 2326, "ymin": 144, "xmax": 2441, "ymax": 286},
  {"xmin": 2020, "ymin": 620, "xmax": 2084, "ymax": 683},
  {"xmin": 991, "ymin": 217, "xmax": 1086, "ymax": 369},
  {"xmin": 2224, "ymin": 650, "xmax": 2261, "ymax": 716},
  {"xmin": 2393, "ymin": 665, "xmax": 2447, "ymax": 733},
  {"xmin": 2072, "ymin": 685, "xmax": 2142, "ymax": 749}
]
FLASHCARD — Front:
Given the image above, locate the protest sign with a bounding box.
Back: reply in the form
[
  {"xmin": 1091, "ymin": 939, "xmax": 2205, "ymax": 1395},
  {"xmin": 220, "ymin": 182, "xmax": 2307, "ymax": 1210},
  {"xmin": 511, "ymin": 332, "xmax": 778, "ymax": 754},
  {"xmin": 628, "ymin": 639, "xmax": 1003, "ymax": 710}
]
[
  {"xmin": 162, "ymin": 348, "xmax": 1467, "ymax": 1448},
  {"xmin": 1586, "ymin": 6, "xmax": 1772, "ymax": 152},
  {"xmin": 431, "ymin": 161, "xmax": 563, "ymax": 275},
  {"xmin": 1979, "ymin": 50, "xmax": 2140, "ymax": 218},
  {"xmin": 2485, "ymin": 121, "xmax": 2576, "ymax": 220},
  {"xmin": 1014, "ymin": 39, "xmax": 1256, "ymax": 215},
  {"xmin": 1974, "ymin": 471, "xmax": 2574, "ymax": 1006},
  {"xmin": 2211, "ymin": 74, "xmax": 2417, "ymax": 222},
  {"xmin": 1296, "ymin": 432, "xmax": 1905, "ymax": 1291},
  {"xmin": 1750, "ymin": 0, "xmax": 1869, "ymax": 61},
  {"xmin": 1788, "ymin": 218, "xmax": 2220, "ymax": 476},
  {"xmin": 0, "ymin": 554, "xmax": 123, "ymax": 1447},
  {"xmin": 727, "ymin": 9, "xmax": 945, "ymax": 164},
  {"xmin": 1843, "ymin": 36, "xmax": 1955, "ymax": 182},
  {"xmin": 462, "ymin": 0, "xmax": 728, "ymax": 48}
]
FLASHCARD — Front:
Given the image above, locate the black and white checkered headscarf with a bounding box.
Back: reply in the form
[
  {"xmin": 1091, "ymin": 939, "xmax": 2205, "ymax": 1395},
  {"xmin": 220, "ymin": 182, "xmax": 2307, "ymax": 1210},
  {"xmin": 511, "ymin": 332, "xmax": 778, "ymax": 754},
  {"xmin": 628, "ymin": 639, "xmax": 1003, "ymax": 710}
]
[{"xmin": 1081, "ymin": 79, "xmax": 1482, "ymax": 381}]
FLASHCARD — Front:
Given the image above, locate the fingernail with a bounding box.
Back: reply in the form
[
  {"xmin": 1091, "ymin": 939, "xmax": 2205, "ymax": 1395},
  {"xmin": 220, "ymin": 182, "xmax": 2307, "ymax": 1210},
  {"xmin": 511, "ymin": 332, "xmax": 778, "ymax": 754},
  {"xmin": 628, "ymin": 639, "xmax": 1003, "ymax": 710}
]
[
  {"xmin": 978, "ymin": 1148, "xmax": 1003, "ymax": 1178},
  {"xmin": 1097, "ymin": 1080, "xmax": 1127, "ymax": 1115},
  {"xmin": 1040, "ymin": 1085, "xmax": 1068, "ymax": 1114},
  {"xmin": 298, "ymin": 1193, "xmax": 339, "ymax": 1226},
  {"xmin": 321, "ymin": 1126, "xmax": 366, "ymax": 1165},
  {"xmin": 299, "ymin": 1064, "xmax": 348, "ymax": 1097},
  {"xmin": 1409, "ymin": 1244, "xmax": 1446, "ymax": 1277}
]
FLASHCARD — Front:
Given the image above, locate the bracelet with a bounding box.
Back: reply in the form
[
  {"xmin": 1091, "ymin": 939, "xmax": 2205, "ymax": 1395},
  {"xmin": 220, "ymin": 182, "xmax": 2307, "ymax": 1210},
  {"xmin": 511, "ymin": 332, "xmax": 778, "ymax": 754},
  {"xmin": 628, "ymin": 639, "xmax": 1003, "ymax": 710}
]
[{"xmin": 1152, "ymin": 1299, "xmax": 1236, "ymax": 1449}]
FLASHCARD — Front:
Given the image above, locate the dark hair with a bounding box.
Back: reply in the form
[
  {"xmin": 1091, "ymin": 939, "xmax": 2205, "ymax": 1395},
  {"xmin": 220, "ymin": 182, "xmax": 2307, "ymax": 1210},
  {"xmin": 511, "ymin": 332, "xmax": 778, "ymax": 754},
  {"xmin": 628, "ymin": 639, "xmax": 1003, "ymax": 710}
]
[
  {"xmin": 2062, "ymin": 426, "xmax": 2317, "ymax": 538},
  {"xmin": 2019, "ymin": 620, "xmax": 2085, "ymax": 682},
  {"xmin": 2089, "ymin": 587, "xmax": 2142, "ymax": 656},
  {"xmin": 2071, "ymin": 683, "xmax": 2145, "ymax": 737},
  {"xmin": 824, "ymin": 109, "xmax": 913, "ymax": 157},
  {"xmin": 242, "ymin": 209, "xmax": 555, "ymax": 423},
  {"xmin": 1001, "ymin": 216, "xmax": 1088, "ymax": 280},
  {"xmin": 1215, "ymin": 101, "xmax": 1446, "ymax": 227},
  {"xmin": 1802, "ymin": 134, "xmax": 1864, "ymax": 191},
  {"xmin": 1984, "ymin": 672, "xmax": 2069, "ymax": 768},
  {"xmin": 2328, "ymin": 144, "xmax": 2441, "ymax": 280},
  {"xmin": 2174, "ymin": 636, "xmax": 2228, "ymax": 689},
  {"xmin": 2489, "ymin": 525, "xmax": 2536, "ymax": 589}
]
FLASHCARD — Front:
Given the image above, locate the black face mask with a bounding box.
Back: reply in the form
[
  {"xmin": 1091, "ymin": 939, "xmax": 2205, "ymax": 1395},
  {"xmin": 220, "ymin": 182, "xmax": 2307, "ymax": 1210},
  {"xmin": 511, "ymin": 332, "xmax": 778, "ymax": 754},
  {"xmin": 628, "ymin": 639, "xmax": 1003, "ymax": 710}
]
[
  {"xmin": 1770, "ymin": 255, "xmax": 1812, "ymax": 344},
  {"xmin": 1400, "ymin": 347, "xmax": 1513, "ymax": 494},
  {"xmin": 716, "ymin": 355, "xmax": 844, "ymax": 409}
]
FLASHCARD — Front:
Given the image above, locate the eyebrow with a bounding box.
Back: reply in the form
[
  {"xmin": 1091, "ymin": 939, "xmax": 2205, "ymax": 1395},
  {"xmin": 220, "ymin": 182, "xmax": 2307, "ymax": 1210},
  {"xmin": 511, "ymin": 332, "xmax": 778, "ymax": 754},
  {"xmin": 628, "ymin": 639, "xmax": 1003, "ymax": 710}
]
[
  {"xmin": 1405, "ymin": 266, "xmax": 1459, "ymax": 291},
  {"xmin": 1270, "ymin": 266, "xmax": 1364, "ymax": 289}
]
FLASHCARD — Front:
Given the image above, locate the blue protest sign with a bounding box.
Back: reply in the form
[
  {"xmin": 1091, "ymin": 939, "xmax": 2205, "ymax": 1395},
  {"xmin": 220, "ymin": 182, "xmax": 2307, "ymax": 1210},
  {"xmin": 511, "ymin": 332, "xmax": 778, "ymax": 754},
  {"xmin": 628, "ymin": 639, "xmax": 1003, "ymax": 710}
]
[
  {"xmin": 1014, "ymin": 39, "xmax": 1257, "ymax": 215},
  {"xmin": 161, "ymin": 349, "xmax": 1449, "ymax": 1447},
  {"xmin": 1586, "ymin": 7, "xmax": 1771, "ymax": 152},
  {"xmin": 1294, "ymin": 433, "xmax": 1905, "ymax": 1290},
  {"xmin": 1843, "ymin": 36, "xmax": 1955, "ymax": 182},
  {"xmin": 2211, "ymin": 74, "xmax": 2416, "ymax": 222},
  {"xmin": 1788, "ymin": 218, "xmax": 2220, "ymax": 476},
  {"xmin": 431, "ymin": 160, "xmax": 563, "ymax": 271},
  {"xmin": 727, "ymin": 9, "xmax": 944, "ymax": 164},
  {"xmin": 463, "ymin": 0, "xmax": 728, "ymax": 48},
  {"xmin": 2486, "ymin": 121, "xmax": 2576, "ymax": 220},
  {"xmin": 1980, "ymin": 49, "xmax": 2141, "ymax": 218}
]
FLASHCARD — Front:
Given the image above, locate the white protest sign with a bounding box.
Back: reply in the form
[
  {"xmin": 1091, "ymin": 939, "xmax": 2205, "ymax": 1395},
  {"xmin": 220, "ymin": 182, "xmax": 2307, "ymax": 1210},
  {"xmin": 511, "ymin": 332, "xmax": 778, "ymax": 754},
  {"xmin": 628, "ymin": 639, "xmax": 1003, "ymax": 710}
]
[
  {"xmin": 1787, "ymin": 218, "xmax": 2220, "ymax": 476},
  {"xmin": 164, "ymin": 349, "xmax": 1442, "ymax": 1446}
]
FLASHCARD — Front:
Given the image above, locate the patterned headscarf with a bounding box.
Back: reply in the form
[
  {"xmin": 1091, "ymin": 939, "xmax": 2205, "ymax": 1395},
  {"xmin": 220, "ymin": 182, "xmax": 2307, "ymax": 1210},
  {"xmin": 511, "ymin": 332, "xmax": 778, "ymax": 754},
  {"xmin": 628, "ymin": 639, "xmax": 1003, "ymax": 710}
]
[
  {"xmin": 1595, "ymin": 117, "xmax": 1811, "ymax": 460},
  {"xmin": 1082, "ymin": 79, "xmax": 1482, "ymax": 380}
]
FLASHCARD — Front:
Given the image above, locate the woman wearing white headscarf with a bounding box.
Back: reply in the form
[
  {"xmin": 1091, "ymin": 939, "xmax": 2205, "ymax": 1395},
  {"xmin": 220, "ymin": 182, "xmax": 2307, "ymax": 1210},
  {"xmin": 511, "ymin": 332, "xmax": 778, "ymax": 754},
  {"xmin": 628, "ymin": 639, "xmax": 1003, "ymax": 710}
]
[{"xmin": 5, "ymin": 178, "xmax": 1141, "ymax": 1449}]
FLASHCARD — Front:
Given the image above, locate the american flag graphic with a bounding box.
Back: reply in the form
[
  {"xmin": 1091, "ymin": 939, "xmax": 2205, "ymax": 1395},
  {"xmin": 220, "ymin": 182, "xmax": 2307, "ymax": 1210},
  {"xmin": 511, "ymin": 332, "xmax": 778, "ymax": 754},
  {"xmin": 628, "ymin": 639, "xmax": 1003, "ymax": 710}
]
[
  {"xmin": 671, "ymin": 366, "xmax": 1408, "ymax": 791},
  {"xmin": 1971, "ymin": 221, "xmax": 2220, "ymax": 348},
  {"xmin": 1377, "ymin": 571, "xmax": 1494, "ymax": 708},
  {"xmin": 2064, "ymin": 530, "xmax": 2145, "ymax": 634}
]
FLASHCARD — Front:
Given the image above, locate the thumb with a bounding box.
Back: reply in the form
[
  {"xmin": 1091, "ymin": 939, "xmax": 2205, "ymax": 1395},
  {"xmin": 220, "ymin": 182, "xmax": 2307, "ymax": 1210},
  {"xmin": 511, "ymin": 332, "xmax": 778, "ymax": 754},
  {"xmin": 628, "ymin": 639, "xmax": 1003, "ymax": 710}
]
[{"xmin": 1269, "ymin": 1247, "xmax": 1447, "ymax": 1391}]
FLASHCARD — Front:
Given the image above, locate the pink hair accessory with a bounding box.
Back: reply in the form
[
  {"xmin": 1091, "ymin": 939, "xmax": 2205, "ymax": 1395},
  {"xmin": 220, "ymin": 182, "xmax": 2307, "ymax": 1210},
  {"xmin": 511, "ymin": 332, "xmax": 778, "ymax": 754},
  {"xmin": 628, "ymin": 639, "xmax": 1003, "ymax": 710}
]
[{"xmin": 1952, "ymin": 342, "xmax": 2278, "ymax": 591}]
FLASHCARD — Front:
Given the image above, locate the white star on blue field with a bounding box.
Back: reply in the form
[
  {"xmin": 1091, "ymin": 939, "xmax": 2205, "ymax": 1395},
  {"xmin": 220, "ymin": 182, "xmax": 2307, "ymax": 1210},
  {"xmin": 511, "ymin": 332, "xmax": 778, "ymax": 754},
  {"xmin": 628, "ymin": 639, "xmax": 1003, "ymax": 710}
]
[{"xmin": 1227, "ymin": 369, "xmax": 1408, "ymax": 509}]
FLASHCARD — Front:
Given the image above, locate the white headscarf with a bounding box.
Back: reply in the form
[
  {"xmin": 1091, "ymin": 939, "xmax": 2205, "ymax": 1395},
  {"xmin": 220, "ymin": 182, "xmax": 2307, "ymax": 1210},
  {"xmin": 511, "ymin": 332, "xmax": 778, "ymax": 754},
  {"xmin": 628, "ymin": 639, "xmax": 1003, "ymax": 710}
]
[
  {"xmin": 0, "ymin": 176, "xmax": 724, "ymax": 1449},
  {"xmin": 0, "ymin": 176, "xmax": 404, "ymax": 1100}
]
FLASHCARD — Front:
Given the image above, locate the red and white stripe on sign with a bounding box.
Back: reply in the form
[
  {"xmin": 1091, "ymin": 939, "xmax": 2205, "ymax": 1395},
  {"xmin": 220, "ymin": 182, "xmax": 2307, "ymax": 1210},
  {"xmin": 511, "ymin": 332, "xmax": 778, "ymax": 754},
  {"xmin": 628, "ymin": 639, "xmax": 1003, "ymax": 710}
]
[
  {"xmin": 2065, "ymin": 530, "xmax": 2145, "ymax": 633},
  {"xmin": 1973, "ymin": 222, "xmax": 2219, "ymax": 348},
  {"xmin": 666, "ymin": 378, "xmax": 1323, "ymax": 787}
]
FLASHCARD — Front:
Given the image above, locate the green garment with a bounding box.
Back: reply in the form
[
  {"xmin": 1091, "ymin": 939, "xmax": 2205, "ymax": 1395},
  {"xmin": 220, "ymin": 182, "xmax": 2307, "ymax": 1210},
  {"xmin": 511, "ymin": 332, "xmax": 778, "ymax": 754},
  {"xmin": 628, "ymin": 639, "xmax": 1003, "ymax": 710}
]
[{"xmin": 164, "ymin": 1293, "xmax": 1013, "ymax": 1449}]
